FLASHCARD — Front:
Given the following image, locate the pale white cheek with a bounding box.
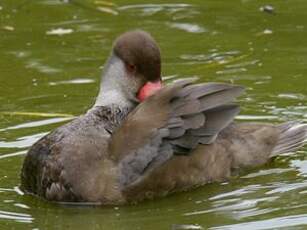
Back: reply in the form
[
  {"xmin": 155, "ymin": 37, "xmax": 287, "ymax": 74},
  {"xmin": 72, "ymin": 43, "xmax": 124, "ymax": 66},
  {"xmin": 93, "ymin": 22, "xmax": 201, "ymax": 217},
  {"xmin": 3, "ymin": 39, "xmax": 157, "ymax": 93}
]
[
  {"xmin": 95, "ymin": 55, "xmax": 140, "ymax": 108},
  {"xmin": 124, "ymin": 73, "xmax": 143, "ymax": 94}
]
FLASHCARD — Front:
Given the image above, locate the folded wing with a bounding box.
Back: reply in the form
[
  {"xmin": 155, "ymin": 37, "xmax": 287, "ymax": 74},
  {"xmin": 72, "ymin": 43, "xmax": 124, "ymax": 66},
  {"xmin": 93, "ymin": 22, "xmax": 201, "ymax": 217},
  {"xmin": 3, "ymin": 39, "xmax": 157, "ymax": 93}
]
[{"xmin": 109, "ymin": 78, "xmax": 244, "ymax": 188}]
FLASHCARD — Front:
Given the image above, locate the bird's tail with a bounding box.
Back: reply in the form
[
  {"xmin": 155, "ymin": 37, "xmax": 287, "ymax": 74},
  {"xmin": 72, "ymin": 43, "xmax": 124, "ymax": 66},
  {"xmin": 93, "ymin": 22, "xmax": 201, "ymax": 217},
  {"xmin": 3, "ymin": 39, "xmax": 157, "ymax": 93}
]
[{"xmin": 271, "ymin": 122, "xmax": 307, "ymax": 157}]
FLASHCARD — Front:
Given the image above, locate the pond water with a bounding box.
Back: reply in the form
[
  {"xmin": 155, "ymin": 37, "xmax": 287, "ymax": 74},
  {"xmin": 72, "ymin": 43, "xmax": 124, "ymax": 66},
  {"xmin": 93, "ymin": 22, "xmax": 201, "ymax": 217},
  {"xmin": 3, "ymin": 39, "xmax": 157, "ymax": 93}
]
[{"xmin": 0, "ymin": 0, "xmax": 307, "ymax": 229}]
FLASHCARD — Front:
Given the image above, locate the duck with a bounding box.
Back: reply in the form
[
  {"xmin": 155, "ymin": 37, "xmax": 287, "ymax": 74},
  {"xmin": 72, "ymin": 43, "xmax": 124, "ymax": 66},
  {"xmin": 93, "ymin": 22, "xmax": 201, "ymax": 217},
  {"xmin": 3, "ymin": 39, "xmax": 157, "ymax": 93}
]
[{"xmin": 20, "ymin": 30, "xmax": 307, "ymax": 204}]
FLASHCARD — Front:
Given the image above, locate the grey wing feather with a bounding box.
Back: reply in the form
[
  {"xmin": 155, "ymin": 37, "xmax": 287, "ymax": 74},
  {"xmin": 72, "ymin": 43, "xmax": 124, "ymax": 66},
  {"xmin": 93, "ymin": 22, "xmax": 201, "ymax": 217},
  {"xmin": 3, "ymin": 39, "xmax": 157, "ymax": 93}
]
[
  {"xmin": 189, "ymin": 104, "xmax": 240, "ymax": 137},
  {"xmin": 118, "ymin": 79, "xmax": 244, "ymax": 187}
]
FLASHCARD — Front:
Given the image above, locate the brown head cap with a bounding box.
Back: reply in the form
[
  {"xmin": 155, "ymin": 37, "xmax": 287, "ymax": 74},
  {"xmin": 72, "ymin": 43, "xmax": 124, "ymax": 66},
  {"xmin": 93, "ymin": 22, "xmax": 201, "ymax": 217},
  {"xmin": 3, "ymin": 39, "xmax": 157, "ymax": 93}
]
[{"xmin": 113, "ymin": 30, "xmax": 161, "ymax": 82}]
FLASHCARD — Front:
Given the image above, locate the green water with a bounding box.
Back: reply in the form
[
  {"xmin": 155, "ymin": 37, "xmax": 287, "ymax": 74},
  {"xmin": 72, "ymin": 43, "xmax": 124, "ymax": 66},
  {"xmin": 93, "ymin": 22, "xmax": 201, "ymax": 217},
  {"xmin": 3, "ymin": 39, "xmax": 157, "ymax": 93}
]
[{"xmin": 0, "ymin": 0, "xmax": 307, "ymax": 229}]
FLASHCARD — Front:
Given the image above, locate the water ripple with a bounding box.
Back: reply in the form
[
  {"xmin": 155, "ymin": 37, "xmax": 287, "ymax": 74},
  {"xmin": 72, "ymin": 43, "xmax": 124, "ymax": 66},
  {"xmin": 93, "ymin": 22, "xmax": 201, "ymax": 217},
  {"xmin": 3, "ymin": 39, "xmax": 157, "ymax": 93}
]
[
  {"xmin": 118, "ymin": 3, "xmax": 191, "ymax": 11},
  {"xmin": 266, "ymin": 181, "xmax": 307, "ymax": 195},
  {"xmin": 233, "ymin": 207, "xmax": 279, "ymax": 220},
  {"xmin": 210, "ymin": 214, "xmax": 307, "ymax": 230},
  {"xmin": 49, "ymin": 78, "xmax": 95, "ymax": 86},
  {"xmin": 0, "ymin": 150, "xmax": 26, "ymax": 160},
  {"xmin": 264, "ymin": 105, "xmax": 307, "ymax": 120},
  {"xmin": 184, "ymin": 197, "xmax": 278, "ymax": 217},
  {"xmin": 0, "ymin": 117, "xmax": 73, "ymax": 132},
  {"xmin": 14, "ymin": 203, "xmax": 30, "ymax": 209},
  {"xmin": 291, "ymin": 160, "xmax": 307, "ymax": 177},
  {"xmin": 0, "ymin": 210, "xmax": 33, "ymax": 223},
  {"xmin": 241, "ymin": 168, "xmax": 293, "ymax": 179},
  {"xmin": 209, "ymin": 185, "xmax": 267, "ymax": 201},
  {"xmin": 216, "ymin": 68, "xmax": 247, "ymax": 75},
  {"xmin": 25, "ymin": 59, "xmax": 61, "ymax": 74},
  {"xmin": 46, "ymin": 28, "xmax": 74, "ymax": 36},
  {"xmin": 172, "ymin": 224, "xmax": 203, "ymax": 230},
  {"xmin": 118, "ymin": 3, "xmax": 197, "ymax": 18},
  {"xmin": 167, "ymin": 22, "xmax": 206, "ymax": 33},
  {"xmin": 277, "ymin": 93, "xmax": 306, "ymax": 100},
  {"xmin": 236, "ymin": 115, "xmax": 279, "ymax": 121},
  {"xmin": 0, "ymin": 132, "xmax": 48, "ymax": 148}
]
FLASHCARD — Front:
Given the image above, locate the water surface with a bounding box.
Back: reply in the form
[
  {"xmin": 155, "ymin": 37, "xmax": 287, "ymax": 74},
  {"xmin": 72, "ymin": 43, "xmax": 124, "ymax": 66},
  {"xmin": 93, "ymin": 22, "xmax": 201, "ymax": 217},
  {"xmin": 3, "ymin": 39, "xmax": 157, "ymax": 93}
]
[{"xmin": 0, "ymin": 0, "xmax": 306, "ymax": 229}]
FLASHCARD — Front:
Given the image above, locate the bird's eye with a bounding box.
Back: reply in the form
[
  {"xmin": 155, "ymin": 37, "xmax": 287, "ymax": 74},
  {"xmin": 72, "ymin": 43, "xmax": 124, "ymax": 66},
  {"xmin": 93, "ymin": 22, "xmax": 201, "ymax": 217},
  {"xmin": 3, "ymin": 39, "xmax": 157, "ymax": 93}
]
[{"xmin": 126, "ymin": 63, "xmax": 136, "ymax": 73}]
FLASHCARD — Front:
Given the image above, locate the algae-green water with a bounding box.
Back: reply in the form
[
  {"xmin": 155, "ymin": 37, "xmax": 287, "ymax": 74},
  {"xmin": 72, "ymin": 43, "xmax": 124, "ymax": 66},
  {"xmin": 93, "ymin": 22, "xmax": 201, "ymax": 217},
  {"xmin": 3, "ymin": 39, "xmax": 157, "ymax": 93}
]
[{"xmin": 0, "ymin": 0, "xmax": 306, "ymax": 229}]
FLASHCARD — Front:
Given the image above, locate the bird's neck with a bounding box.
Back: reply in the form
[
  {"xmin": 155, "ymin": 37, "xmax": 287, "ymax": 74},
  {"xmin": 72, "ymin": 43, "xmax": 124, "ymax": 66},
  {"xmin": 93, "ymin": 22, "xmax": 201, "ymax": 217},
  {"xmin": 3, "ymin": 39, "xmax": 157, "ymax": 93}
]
[{"xmin": 94, "ymin": 55, "xmax": 135, "ymax": 111}]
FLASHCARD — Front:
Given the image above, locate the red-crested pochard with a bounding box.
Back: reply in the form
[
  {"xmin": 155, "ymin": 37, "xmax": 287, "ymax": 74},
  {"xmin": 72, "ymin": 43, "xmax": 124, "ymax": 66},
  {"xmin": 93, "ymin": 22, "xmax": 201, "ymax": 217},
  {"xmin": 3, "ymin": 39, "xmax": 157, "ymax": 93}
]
[{"xmin": 21, "ymin": 30, "xmax": 307, "ymax": 204}]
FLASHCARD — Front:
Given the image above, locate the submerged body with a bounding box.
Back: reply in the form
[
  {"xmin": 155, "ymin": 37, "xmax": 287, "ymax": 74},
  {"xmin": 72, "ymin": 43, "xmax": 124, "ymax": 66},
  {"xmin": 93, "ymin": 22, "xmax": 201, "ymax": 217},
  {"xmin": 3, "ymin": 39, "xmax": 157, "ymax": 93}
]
[
  {"xmin": 20, "ymin": 31, "xmax": 307, "ymax": 204},
  {"xmin": 21, "ymin": 117, "xmax": 280, "ymax": 203}
]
